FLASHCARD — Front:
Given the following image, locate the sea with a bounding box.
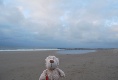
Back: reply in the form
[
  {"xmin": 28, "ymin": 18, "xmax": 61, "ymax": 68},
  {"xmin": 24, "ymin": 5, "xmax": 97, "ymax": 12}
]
[
  {"xmin": 0, "ymin": 49, "xmax": 60, "ymax": 51},
  {"xmin": 0, "ymin": 48, "xmax": 96, "ymax": 54},
  {"xmin": 57, "ymin": 50, "xmax": 96, "ymax": 54}
]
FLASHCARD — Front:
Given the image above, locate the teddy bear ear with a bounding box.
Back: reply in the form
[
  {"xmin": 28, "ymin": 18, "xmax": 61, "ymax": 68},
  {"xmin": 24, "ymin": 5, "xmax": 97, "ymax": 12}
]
[
  {"xmin": 45, "ymin": 56, "xmax": 48, "ymax": 62},
  {"xmin": 56, "ymin": 58, "xmax": 59, "ymax": 65}
]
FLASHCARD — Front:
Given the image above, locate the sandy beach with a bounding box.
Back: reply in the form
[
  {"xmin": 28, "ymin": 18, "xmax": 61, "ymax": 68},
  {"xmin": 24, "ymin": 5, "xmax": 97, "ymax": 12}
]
[{"xmin": 0, "ymin": 49, "xmax": 118, "ymax": 80}]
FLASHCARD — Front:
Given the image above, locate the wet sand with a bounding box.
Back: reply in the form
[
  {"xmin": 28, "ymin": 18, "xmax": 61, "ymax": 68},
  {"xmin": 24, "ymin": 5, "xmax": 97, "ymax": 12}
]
[{"xmin": 0, "ymin": 49, "xmax": 118, "ymax": 80}]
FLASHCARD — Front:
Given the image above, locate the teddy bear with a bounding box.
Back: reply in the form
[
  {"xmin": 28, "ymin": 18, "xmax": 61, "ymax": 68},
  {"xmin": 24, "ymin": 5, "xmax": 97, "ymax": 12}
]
[{"xmin": 39, "ymin": 56, "xmax": 65, "ymax": 80}]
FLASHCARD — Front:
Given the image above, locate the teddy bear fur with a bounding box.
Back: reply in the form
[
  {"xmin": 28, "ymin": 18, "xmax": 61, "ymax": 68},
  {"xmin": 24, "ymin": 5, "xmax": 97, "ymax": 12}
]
[{"xmin": 39, "ymin": 56, "xmax": 65, "ymax": 80}]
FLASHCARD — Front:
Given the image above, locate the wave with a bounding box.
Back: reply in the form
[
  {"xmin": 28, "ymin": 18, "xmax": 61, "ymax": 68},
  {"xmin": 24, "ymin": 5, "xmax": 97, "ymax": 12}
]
[{"xmin": 0, "ymin": 49, "xmax": 61, "ymax": 51}]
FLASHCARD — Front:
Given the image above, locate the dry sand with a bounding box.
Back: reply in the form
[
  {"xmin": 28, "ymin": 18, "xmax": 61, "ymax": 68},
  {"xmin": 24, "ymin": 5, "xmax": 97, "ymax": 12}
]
[{"xmin": 0, "ymin": 49, "xmax": 118, "ymax": 80}]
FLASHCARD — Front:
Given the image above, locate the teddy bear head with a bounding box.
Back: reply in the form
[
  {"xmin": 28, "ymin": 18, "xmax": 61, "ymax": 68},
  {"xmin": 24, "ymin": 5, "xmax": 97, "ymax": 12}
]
[{"xmin": 45, "ymin": 56, "xmax": 59, "ymax": 70}]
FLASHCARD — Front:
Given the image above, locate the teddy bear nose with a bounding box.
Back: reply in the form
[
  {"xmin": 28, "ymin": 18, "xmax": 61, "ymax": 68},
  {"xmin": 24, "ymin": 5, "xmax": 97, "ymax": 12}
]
[{"xmin": 50, "ymin": 60, "xmax": 54, "ymax": 63}]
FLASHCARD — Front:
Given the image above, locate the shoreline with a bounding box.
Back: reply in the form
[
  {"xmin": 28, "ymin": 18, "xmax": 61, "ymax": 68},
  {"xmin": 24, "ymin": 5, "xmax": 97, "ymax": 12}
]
[
  {"xmin": 0, "ymin": 49, "xmax": 60, "ymax": 52},
  {"xmin": 0, "ymin": 48, "xmax": 116, "ymax": 51},
  {"xmin": 0, "ymin": 49, "xmax": 118, "ymax": 80}
]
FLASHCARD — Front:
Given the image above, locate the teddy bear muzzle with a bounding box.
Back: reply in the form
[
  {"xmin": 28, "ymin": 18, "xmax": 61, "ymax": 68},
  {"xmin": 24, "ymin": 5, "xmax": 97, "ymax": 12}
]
[{"xmin": 50, "ymin": 60, "xmax": 54, "ymax": 63}]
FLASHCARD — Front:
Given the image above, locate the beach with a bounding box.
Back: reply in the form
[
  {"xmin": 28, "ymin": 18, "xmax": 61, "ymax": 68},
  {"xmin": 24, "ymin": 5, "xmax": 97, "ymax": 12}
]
[{"xmin": 0, "ymin": 49, "xmax": 118, "ymax": 80}]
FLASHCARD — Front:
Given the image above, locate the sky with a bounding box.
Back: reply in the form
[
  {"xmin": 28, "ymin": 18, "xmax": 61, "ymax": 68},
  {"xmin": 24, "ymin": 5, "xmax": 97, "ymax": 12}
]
[{"xmin": 0, "ymin": 0, "xmax": 118, "ymax": 48}]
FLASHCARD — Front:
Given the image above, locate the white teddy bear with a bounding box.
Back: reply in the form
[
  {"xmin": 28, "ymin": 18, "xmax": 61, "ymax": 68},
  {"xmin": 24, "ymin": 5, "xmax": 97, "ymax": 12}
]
[{"xmin": 39, "ymin": 56, "xmax": 65, "ymax": 80}]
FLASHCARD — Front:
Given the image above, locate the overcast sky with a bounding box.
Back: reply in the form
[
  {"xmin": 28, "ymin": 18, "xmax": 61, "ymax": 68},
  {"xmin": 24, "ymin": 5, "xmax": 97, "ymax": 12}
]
[{"xmin": 0, "ymin": 0, "xmax": 118, "ymax": 48}]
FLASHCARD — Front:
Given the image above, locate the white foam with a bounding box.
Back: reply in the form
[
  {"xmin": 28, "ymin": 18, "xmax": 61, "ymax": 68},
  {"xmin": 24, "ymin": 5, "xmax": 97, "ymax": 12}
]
[{"xmin": 0, "ymin": 49, "xmax": 61, "ymax": 51}]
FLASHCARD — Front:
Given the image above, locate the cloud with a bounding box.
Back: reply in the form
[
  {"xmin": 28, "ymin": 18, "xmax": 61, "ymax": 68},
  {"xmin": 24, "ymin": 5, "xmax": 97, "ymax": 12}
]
[{"xmin": 0, "ymin": 0, "xmax": 118, "ymax": 48}]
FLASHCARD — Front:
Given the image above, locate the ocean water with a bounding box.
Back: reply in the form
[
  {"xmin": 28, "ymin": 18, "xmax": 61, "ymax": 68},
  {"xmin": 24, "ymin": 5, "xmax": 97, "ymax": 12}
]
[
  {"xmin": 0, "ymin": 49, "xmax": 96, "ymax": 54},
  {"xmin": 57, "ymin": 50, "xmax": 96, "ymax": 54},
  {"xmin": 0, "ymin": 49, "xmax": 60, "ymax": 51}
]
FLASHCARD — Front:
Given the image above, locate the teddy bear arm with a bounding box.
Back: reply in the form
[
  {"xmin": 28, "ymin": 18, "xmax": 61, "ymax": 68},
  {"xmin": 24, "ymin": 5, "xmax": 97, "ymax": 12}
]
[
  {"xmin": 39, "ymin": 70, "xmax": 46, "ymax": 80},
  {"xmin": 57, "ymin": 68, "xmax": 65, "ymax": 77}
]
